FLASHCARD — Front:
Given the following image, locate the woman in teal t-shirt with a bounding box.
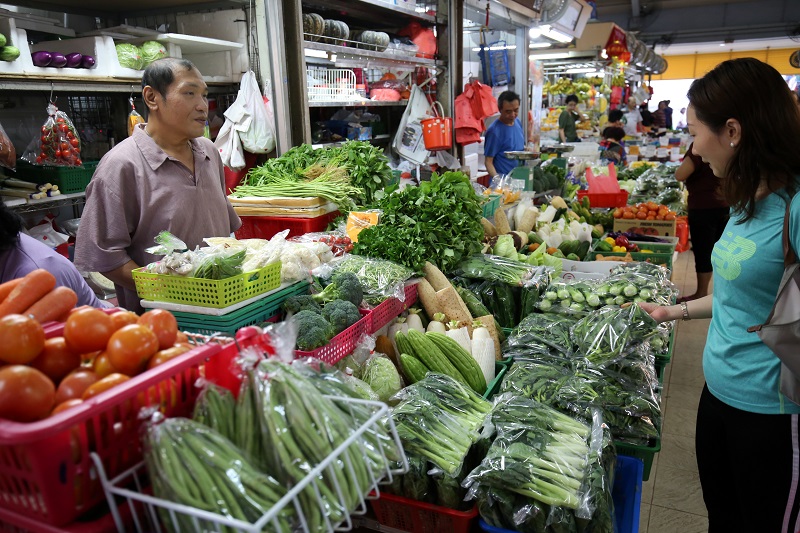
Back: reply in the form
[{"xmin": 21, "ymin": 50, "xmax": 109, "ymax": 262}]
[{"xmin": 640, "ymin": 58, "xmax": 800, "ymax": 533}]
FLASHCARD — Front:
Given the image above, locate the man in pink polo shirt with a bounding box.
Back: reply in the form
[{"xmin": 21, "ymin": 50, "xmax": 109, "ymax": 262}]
[{"xmin": 75, "ymin": 58, "xmax": 241, "ymax": 313}]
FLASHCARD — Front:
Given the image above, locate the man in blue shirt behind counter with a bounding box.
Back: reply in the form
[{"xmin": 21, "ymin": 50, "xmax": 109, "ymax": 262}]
[{"xmin": 483, "ymin": 90, "xmax": 525, "ymax": 178}]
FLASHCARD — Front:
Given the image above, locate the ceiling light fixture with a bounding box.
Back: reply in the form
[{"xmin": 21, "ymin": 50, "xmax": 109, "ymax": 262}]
[
  {"xmin": 541, "ymin": 25, "xmax": 574, "ymax": 44},
  {"xmin": 529, "ymin": 27, "xmax": 542, "ymax": 39},
  {"xmin": 529, "ymin": 52, "xmax": 572, "ymax": 60},
  {"xmin": 529, "ymin": 42, "xmax": 552, "ymax": 49},
  {"xmin": 304, "ymin": 49, "xmax": 329, "ymax": 59},
  {"xmin": 471, "ymin": 45, "xmax": 517, "ymax": 52}
]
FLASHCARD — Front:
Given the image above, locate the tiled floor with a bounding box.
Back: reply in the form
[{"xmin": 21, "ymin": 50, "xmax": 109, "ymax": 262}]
[{"xmin": 640, "ymin": 249, "xmax": 710, "ymax": 533}]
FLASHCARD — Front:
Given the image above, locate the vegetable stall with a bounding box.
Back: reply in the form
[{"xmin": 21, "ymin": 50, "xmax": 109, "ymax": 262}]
[{"xmin": 0, "ymin": 144, "xmax": 684, "ymax": 533}]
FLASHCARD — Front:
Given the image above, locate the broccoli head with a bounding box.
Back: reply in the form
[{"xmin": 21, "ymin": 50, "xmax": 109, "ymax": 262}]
[
  {"xmin": 292, "ymin": 310, "xmax": 334, "ymax": 351},
  {"xmin": 283, "ymin": 294, "xmax": 322, "ymax": 315},
  {"xmin": 322, "ymin": 299, "xmax": 362, "ymax": 334},
  {"xmin": 312, "ymin": 272, "xmax": 363, "ymax": 306}
]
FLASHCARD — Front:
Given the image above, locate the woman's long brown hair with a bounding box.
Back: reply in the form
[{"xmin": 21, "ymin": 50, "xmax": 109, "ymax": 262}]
[{"xmin": 687, "ymin": 58, "xmax": 800, "ymax": 221}]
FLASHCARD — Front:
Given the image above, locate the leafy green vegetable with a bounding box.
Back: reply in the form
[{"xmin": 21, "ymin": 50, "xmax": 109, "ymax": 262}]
[
  {"xmin": 362, "ymin": 356, "xmax": 403, "ymax": 402},
  {"xmin": 115, "ymin": 43, "xmax": 143, "ymax": 69},
  {"xmin": 352, "ymin": 172, "xmax": 484, "ymax": 273},
  {"xmin": 328, "ymin": 254, "xmax": 415, "ymax": 304},
  {"xmin": 329, "ymin": 141, "xmax": 392, "ymax": 205},
  {"xmin": 140, "ymin": 40, "xmax": 167, "ymax": 66}
]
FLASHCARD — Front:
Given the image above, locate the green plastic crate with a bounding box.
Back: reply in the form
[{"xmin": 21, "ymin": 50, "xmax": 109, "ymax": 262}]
[
  {"xmin": 483, "ymin": 361, "xmax": 510, "ymax": 400},
  {"xmin": 615, "ymin": 438, "xmax": 661, "ymax": 481},
  {"xmin": 13, "ymin": 160, "xmax": 99, "ymax": 194},
  {"xmin": 655, "ymin": 326, "xmax": 677, "ymax": 367},
  {"xmin": 586, "ymin": 249, "xmax": 673, "ymax": 271},
  {"xmin": 132, "ymin": 262, "xmax": 282, "ymax": 308},
  {"xmin": 173, "ymin": 281, "xmax": 310, "ymax": 336},
  {"xmin": 482, "ymin": 194, "xmax": 502, "ymax": 218}
]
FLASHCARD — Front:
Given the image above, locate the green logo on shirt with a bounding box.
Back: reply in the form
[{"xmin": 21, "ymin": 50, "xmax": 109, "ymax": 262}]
[{"xmin": 711, "ymin": 232, "xmax": 757, "ymax": 280}]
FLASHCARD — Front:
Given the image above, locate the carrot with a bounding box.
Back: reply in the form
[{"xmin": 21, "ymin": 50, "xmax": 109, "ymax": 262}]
[
  {"xmin": 24, "ymin": 286, "xmax": 79, "ymax": 324},
  {"xmin": 0, "ymin": 278, "xmax": 23, "ymax": 304},
  {"xmin": 0, "ymin": 269, "xmax": 57, "ymax": 318}
]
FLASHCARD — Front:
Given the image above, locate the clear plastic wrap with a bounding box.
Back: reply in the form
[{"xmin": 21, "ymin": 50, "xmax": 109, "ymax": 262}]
[
  {"xmin": 453, "ymin": 254, "xmax": 552, "ymax": 290},
  {"xmin": 127, "ymin": 97, "xmax": 145, "ymax": 137},
  {"xmin": 571, "ymin": 304, "xmax": 660, "ymax": 366},
  {"xmin": 0, "ymin": 120, "xmax": 15, "ymax": 170},
  {"xmin": 506, "ymin": 313, "xmax": 578, "ymax": 357},
  {"xmin": 143, "ymin": 231, "xmax": 197, "ymax": 276},
  {"xmin": 601, "ymin": 269, "xmax": 678, "ymax": 305},
  {"xmin": 463, "ymin": 395, "xmax": 615, "ymax": 531},
  {"xmin": 192, "ymin": 244, "xmax": 246, "ymax": 279},
  {"xmin": 537, "ymin": 279, "xmax": 602, "ymax": 315},
  {"xmin": 141, "ymin": 412, "xmax": 294, "ymax": 531},
  {"xmin": 608, "ymin": 261, "xmax": 675, "ymax": 288},
  {"xmin": 320, "ymin": 253, "xmax": 415, "ymax": 304},
  {"xmin": 22, "ymin": 102, "xmax": 83, "ymax": 167},
  {"xmin": 391, "ymin": 373, "xmax": 491, "ymax": 477}
]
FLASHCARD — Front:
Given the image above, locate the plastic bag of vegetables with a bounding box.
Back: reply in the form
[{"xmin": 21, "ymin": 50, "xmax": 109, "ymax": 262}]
[
  {"xmin": 322, "ymin": 253, "xmax": 415, "ymax": 304},
  {"xmin": 464, "ymin": 395, "xmax": 615, "ymax": 533},
  {"xmin": 22, "ymin": 102, "xmax": 82, "ymax": 167},
  {"xmin": 505, "ymin": 313, "xmax": 577, "ymax": 357},
  {"xmin": 142, "ymin": 412, "xmax": 295, "ymax": 531},
  {"xmin": 571, "ymin": 304, "xmax": 660, "ymax": 366},
  {"xmin": 0, "ymin": 120, "xmax": 15, "ymax": 170},
  {"xmin": 537, "ymin": 279, "xmax": 602, "ymax": 315}
]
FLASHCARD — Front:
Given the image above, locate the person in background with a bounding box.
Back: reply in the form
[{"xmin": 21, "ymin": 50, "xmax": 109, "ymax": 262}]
[
  {"xmin": 664, "ymin": 99, "xmax": 674, "ymax": 129},
  {"xmin": 674, "ymin": 142, "xmax": 728, "ymax": 301},
  {"xmin": 639, "ymin": 103, "xmax": 654, "ymax": 134},
  {"xmin": 607, "ymin": 109, "xmax": 624, "ymax": 128},
  {"xmin": 483, "ymin": 90, "xmax": 525, "ymax": 178},
  {"xmin": 793, "ymin": 91, "xmax": 800, "ymax": 112},
  {"xmin": 599, "ymin": 126, "xmax": 627, "ymax": 166},
  {"xmin": 652, "ymin": 100, "xmax": 667, "ymax": 130},
  {"xmin": 639, "ymin": 57, "xmax": 800, "ymax": 533},
  {"xmin": 622, "ymin": 96, "xmax": 641, "ymax": 136},
  {"xmin": 557, "ymin": 94, "xmax": 581, "ymax": 143},
  {"xmin": 75, "ymin": 58, "xmax": 241, "ymax": 314},
  {"xmin": 0, "ymin": 203, "xmax": 107, "ymax": 308}
]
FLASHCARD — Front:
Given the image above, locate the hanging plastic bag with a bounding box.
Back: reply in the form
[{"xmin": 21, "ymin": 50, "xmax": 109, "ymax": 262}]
[
  {"xmin": 393, "ymin": 84, "xmax": 431, "ymax": 165},
  {"xmin": 238, "ymin": 70, "xmax": 276, "ymax": 154},
  {"xmin": 22, "ymin": 102, "xmax": 83, "ymax": 167},
  {"xmin": 127, "ymin": 97, "xmax": 145, "ymax": 137},
  {"xmin": 214, "ymin": 117, "xmax": 246, "ymax": 170},
  {"xmin": 0, "ymin": 120, "xmax": 15, "ymax": 170}
]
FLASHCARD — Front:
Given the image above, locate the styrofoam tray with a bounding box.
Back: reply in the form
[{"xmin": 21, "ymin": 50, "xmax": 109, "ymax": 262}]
[{"xmin": 141, "ymin": 280, "xmax": 301, "ymax": 316}]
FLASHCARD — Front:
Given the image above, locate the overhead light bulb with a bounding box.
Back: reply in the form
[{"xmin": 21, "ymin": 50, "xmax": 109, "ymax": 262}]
[
  {"xmin": 541, "ymin": 25, "xmax": 574, "ymax": 43},
  {"xmin": 529, "ymin": 27, "xmax": 542, "ymax": 39},
  {"xmin": 529, "ymin": 42, "xmax": 552, "ymax": 49}
]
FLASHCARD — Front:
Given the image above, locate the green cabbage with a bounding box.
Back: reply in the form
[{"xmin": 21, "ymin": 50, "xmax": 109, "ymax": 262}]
[
  {"xmin": 362, "ymin": 356, "xmax": 403, "ymax": 403},
  {"xmin": 492, "ymin": 234, "xmax": 518, "ymax": 260},
  {"xmin": 140, "ymin": 40, "xmax": 167, "ymax": 66},
  {"xmin": 115, "ymin": 43, "xmax": 143, "ymax": 70}
]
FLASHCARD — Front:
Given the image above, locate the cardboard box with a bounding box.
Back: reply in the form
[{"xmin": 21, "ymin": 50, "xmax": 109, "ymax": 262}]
[{"xmin": 613, "ymin": 218, "xmax": 677, "ymax": 237}]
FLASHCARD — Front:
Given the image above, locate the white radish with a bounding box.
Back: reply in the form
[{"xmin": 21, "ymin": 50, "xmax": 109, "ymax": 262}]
[
  {"xmin": 471, "ymin": 320, "xmax": 496, "ymax": 384},
  {"xmin": 446, "ymin": 320, "xmax": 472, "ymax": 356},
  {"xmin": 426, "ymin": 312, "xmax": 447, "ymax": 334},
  {"xmin": 406, "ymin": 309, "xmax": 425, "ymax": 333}
]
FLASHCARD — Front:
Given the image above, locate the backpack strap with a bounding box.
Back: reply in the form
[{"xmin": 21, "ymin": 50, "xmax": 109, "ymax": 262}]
[{"xmin": 784, "ymin": 200, "xmax": 798, "ymax": 268}]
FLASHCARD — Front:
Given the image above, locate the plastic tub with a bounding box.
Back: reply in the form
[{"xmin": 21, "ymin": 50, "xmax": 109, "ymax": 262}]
[
  {"xmin": 370, "ymin": 492, "xmax": 478, "ymax": 533},
  {"xmin": 616, "ymin": 438, "xmax": 661, "ymax": 481},
  {"xmin": 234, "ymin": 211, "xmax": 341, "ymax": 240}
]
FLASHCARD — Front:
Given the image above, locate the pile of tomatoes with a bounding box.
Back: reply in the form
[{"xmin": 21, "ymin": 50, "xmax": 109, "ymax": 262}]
[
  {"xmin": 307, "ymin": 234, "xmax": 353, "ymax": 257},
  {"xmin": 0, "ymin": 308, "xmax": 191, "ymax": 423},
  {"xmin": 612, "ymin": 202, "xmax": 677, "ymax": 222},
  {"xmin": 34, "ymin": 110, "xmax": 83, "ymax": 167}
]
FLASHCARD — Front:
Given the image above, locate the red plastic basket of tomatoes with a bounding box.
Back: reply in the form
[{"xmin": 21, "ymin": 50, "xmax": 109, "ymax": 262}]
[{"xmin": 0, "ymin": 306, "xmax": 226, "ymax": 527}]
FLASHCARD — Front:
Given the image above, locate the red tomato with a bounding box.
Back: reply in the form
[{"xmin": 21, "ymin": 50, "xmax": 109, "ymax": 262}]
[
  {"xmin": 0, "ymin": 366, "xmax": 56, "ymax": 422},
  {"xmin": 51, "ymin": 398, "xmax": 83, "ymax": 416},
  {"xmin": 175, "ymin": 331, "xmax": 189, "ymax": 344},
  {"xmin": 55, "ymin": 369, "xmax": 99, "ymax": 404},
  {"xmin": 0, "ymin": 314, "xmax": 45, "ymax": 365},
  {"xmin": 110, "ymin": 311, "xmax": 139, "ymax": 331},
  {"xmin": 82, "ymin": 373, "xmax": 130, "ymax": 401},
  {"xmin": 30, "ymin": 337, "xmax": 81, "ymax": 384},
  {"xmin": 64, "ymin": 308, "xmax": 114, "ymax": 354},
  {"xmin": 107, "ymin": 325, "xmax": 159, "ymax": 376},
  {"xmin": 147, "ymin": 343, "xmax": 192, "ymax": 370},
  {"xmin": 93, "ymin": 352, "xmax": 116, "ymax": 379},
  {"xmin": 138, "ymin": 310, "xmax": 178, "ymax": 350}
]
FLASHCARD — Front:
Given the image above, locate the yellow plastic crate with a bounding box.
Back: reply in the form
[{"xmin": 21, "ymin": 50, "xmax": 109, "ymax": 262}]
[{"xmin": 132, "ymin": 262, "xmax": 281, "ymax": 308}]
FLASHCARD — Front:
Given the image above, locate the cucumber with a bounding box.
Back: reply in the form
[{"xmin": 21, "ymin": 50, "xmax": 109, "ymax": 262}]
[
  {"xmin": 400, "ymin": 353, "xmax": 429, "ymax": 384},
  {"xmin": 425, "ymin": 332, "xmax": 486, "ymax": 393},
  {"xmin": 405, "ymin": 330, "xmax": 467, "ymax": 385}
]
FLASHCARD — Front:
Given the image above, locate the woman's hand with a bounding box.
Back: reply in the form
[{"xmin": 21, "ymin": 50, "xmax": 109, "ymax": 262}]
[{"xmin": 637, "ymin": 301, "xmax": 677, "ymax": 323}]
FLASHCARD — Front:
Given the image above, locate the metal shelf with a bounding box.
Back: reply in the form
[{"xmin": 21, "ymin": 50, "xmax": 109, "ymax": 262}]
[
  {"xmin": 6, "ymin": 191, "xmax": 86, "ymax": 214},
  {"xmin": 311, "ymin": 134, "xmax": 391, "ymax": 149},
  {"xmin": 308, "ymin": 100, "xmax": 409, "ymax": 108},
  {"xmin": 304, "ymin": 41, "xmax": 441, "ymax": 69},
  {"xmin": 1, "ymin": 0, "xmax": 248, "ymax": 16},
  {"xmin": 0, "ymin": 77, "xmax": 237, "ymax": 93},
  {"xmin": 302, "ymin": 0, "xmax": 439, "ymax": 24}
]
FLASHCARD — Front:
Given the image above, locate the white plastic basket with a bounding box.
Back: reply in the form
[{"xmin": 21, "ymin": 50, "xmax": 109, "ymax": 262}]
[
  {"xmin": 307, "ymin": 68, "xmax": 359, "ymax": 102},
  {"xmin": 94, "ymin": 396, "xmax": 408, "ymax": 533}
]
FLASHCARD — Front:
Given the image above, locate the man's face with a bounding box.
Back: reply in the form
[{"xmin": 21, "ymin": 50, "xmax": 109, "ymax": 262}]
[
  {"xmin": 155, "ymin": 67, "xmax": 209, "ymax": 139},
  {"xmin": 627, "ymin": 98, "xmax": 636, "ymax": 109},
  {"xmin": 499, "ymin": 99, "xmax": 520, "ymax": 125}
]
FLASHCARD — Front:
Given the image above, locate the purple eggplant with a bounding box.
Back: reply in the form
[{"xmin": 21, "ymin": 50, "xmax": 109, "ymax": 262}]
[
  {"xmin": 65, "ymin": 52, "xmax": 83, "ymax": 68},
  {"xmin": 81, "ymin": 55, "xmax": 96, "ymax": 68},
  {"xmin": 50, "ymin": 52, "xmax": 67, "ymax": 68},
  {"xmin": 31, "ymin": 50, "xmax": 53, "ymax": 67}
]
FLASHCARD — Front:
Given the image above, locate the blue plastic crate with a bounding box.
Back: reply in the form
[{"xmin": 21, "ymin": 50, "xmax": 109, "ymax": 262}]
[{"xmin": 478, "ymin": 455, "xmax": 644, "ymax": 533}]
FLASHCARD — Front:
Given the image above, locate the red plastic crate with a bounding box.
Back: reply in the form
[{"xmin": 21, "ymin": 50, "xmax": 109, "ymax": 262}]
[
  {"xmin": 234, "ymin": 211, "xmax": 340, "ymax": 240},
  {"xmin": 577, "ymin": 189, "xmax": 629, "ymax": 208},
  {"xmin": 370, "ymin": 492, "xmax": 478, "ymax": 533},
  {"xmin": 0, "ymin": 324, "xmax": 225, "ymax": 527},
  {"xmin": 367, "ymin": 283, "xmax": 419, "ymax": 334}
]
